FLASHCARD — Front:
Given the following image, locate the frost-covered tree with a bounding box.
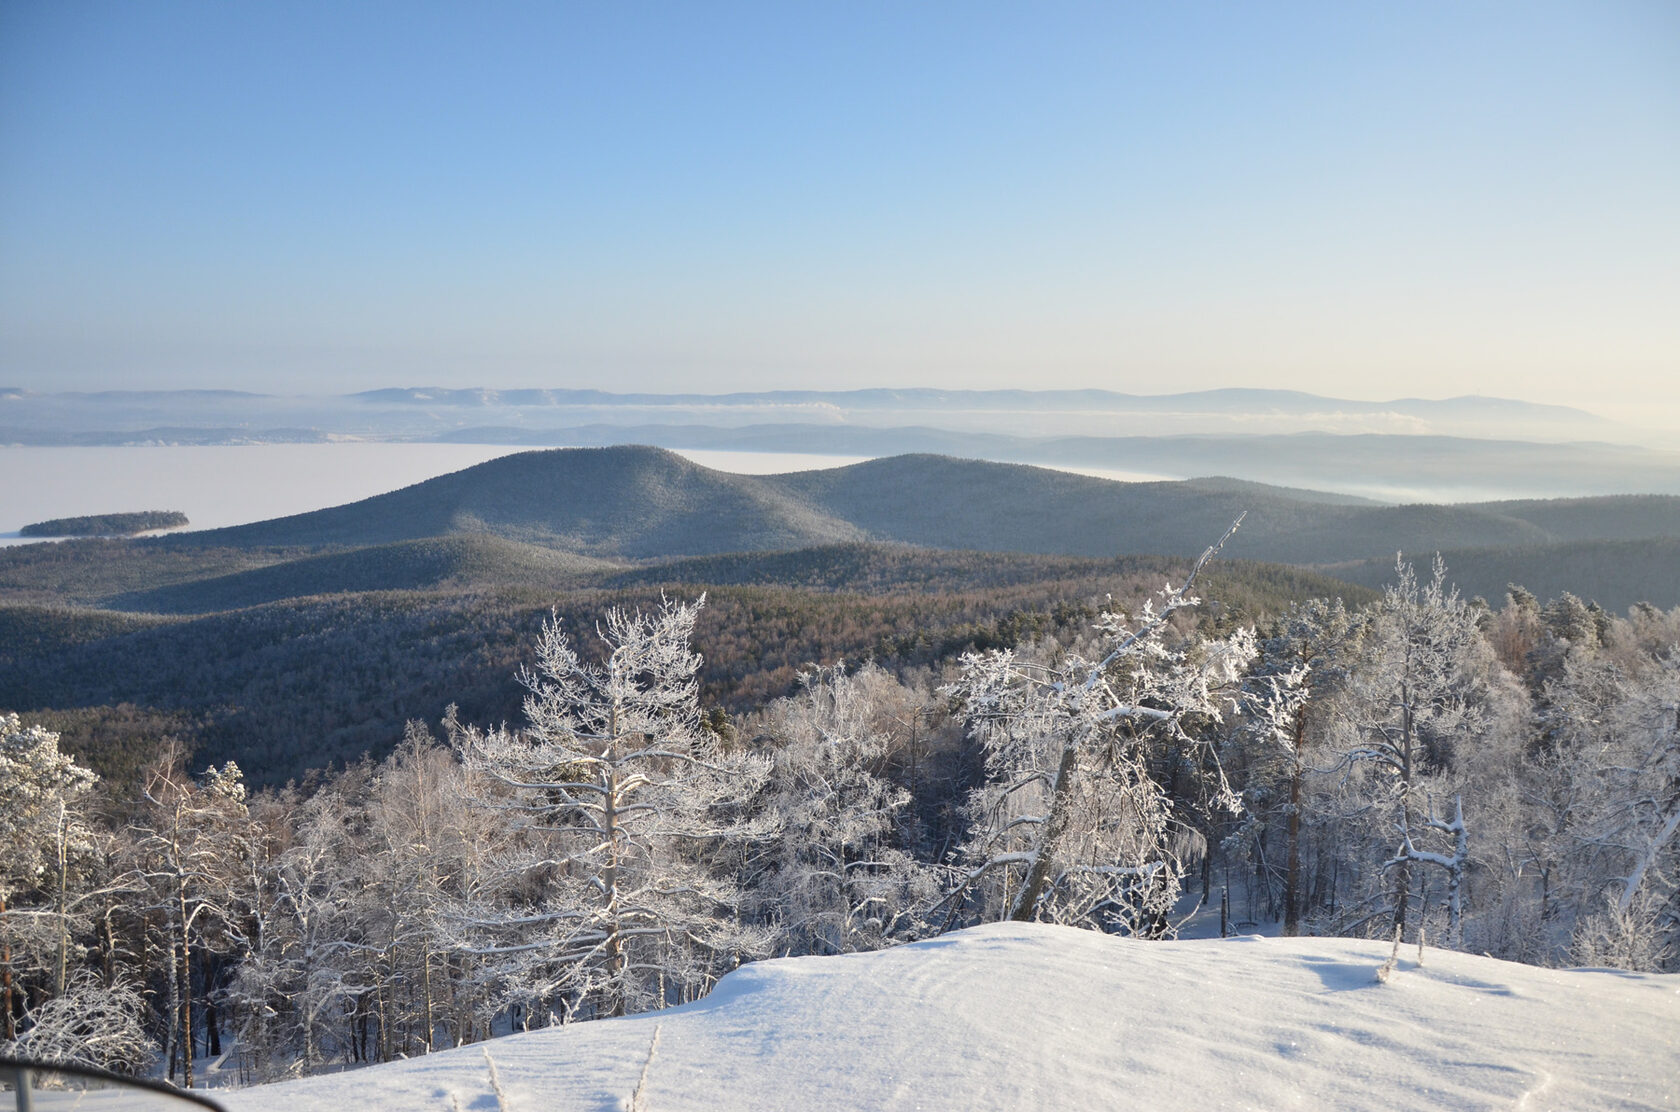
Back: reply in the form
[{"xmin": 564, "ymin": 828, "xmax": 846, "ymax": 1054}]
[
  {"xmin": 360, "ymin": 722, "xmax": 480, "ymax": 1055},
  {"xmin": 1571, "ymin": 891, "xmax": 1671, "ymax": 972},
  {"xmin": 0, "ymin": 714, "xmax": 97, "ymax": 1041},
  {"xmin": 451, "ymin": 596, "xmax": 772, "ymax": 1017},
  {"xmin": 0, "ymin": 972, "xmax": 153, "ymax": 1073},
  {"xmin": 944, "ymin": 521, "xmax": 1288, "ymax": 936},
  {"xmin": 223, "ymin": 731, "xmax": 515, "ymax": 1078},
  {"xmin": 748, "ymin": 663, "xmax": 938, "ymax": 955},
  {"xmin": 1334, "ymin": 557, "xmax": 1495, "ymax": 946},
  {"xmin": 1539, "ymin": 650, "xmax": 1680, "ymax": 969},
  {"xmin": 220, "ymin": 790, "xmax": 292, "ymax": 1080},
  {"xmin": 258, "ymin": 779, "xmax": 375, "ymax": 1073},
  {"xmin": 1217, "ymin": 599, "xmax": 1350, "ymax": 931},
  {"xmin": 126, "ymin": 755, "xmax": 250, "ymax": 1087}
]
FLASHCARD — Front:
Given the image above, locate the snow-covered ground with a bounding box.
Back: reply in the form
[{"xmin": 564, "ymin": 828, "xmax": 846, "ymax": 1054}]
[{"xmin": 224, "ymin": 923, "xmax": 1678, "ymax": 1112}]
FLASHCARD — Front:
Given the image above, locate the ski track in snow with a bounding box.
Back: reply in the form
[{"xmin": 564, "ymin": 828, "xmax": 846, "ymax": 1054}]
[{"xmin": 222, "ymin": 923, "xmax": 1679, "ymax": 1112}]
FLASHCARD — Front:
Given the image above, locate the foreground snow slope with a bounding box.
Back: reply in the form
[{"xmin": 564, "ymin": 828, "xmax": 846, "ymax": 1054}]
[{"xmin": 227, "ymin": 923, "xmax": 1678, "ymax": 1112}]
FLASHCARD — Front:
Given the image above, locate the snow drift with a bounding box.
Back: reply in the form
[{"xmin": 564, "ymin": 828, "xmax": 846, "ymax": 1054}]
[{"xmin": 222, "ymin": 923, "xmax": 1677, "ymax": 1112}]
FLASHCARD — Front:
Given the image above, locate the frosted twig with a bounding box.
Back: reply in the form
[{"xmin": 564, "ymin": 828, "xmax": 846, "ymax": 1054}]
[
  {"xmin": 628, "ymin": 1023, "xmax": 664, "ymax": 1112},
  {"xmin": 1376, "ymin": 923, "xmax": 1402, "ymax": 983},
  {"xmin": 483, "ymin": 1047, "xmax": 511, "ymax": 1112}
]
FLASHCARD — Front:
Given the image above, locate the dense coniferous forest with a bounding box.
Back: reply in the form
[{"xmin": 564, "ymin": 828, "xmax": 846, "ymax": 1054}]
[
  {"xmin": 0, "ymin": 543, "xmax": 1368, "ymax": 788},
  {"xmin": 20, "ymin": 511, "xmax": 189, "ymax": 537}
]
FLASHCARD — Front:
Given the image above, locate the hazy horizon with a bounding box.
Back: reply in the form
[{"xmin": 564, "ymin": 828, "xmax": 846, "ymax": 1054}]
[{"xmin": 4, "ymin": 3, "xmax": 1677, "ymax": 430}]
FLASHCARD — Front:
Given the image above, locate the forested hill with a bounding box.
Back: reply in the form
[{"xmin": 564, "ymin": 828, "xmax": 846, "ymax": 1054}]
[
  {"xmin": 176, "ymin": 446, "xmax": 867, "ymax": 555},
  {"xmin": 172, "ymin": 446, "xmax": 1680, "ymax": 567},
  {"xmin": 760, "ymin": 455, "xmax": 1555, "ymax": 562}
]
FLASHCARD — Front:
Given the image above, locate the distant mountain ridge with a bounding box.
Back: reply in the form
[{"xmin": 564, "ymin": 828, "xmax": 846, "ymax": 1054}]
[
  {"xmin": 424, "ymin": 423, "xmax": 1680, "ymax": 499},
  {"xmin": 13, "ymin": 384, "xmax": 1601, "ymax": 415},
  {"xmin": 22, "ymin": 422, "xmax": 1680, "ymax": 499},
  {"xmin": 344, "ymin": 385, "xmax": 1606, "ymax": 422},
  {"xmin": 11, "ymin": 385, "xmax": 1672, "ymax": 499},
  {"xmin": 6, "ymin": 384, "xmax": 1630, "ymax": 440},
  {"xmin": 174, "ymin": 447, "xmax": 1680, "ymax": 575}
]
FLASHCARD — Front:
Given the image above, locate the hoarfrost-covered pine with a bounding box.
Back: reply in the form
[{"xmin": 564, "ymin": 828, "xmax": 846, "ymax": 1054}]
[{"xmin": 449, "ymin": 596, "xmax": 772, "ymax": 1019}]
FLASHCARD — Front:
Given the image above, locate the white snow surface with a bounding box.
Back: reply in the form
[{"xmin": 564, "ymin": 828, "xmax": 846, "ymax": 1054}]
[{"xmin": 225, "ymin": 923, "xmax": 1679, "ymax": 1112}]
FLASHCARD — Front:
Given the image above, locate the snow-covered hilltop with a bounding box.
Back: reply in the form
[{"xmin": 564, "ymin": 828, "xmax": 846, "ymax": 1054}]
[{"xmin": 225, "ymin": 923, "xmax": 1677, "ymax": 1112}]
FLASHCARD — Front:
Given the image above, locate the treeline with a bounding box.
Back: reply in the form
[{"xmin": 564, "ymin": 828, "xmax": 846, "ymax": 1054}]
[
  {"xmin": 1216, "ymin": 577, "xmax": 1680, "ymax": 966},
  {"xmin": 2, "ymin": 561, "xmax": 1675, "ymax": 1087},
  {"xmin": 1323, "ymin": 536, "xmax": 1680, "ymax": 614}
]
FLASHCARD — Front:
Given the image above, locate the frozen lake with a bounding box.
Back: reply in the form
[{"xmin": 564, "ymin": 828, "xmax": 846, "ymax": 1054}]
[{"xmin": 0, "ymin": 443, "xmax": 1184, "ymax": 545}]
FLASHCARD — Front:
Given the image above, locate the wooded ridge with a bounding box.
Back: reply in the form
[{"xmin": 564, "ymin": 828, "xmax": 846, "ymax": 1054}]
[
  {"xmin": 20, "ymin": 510, "xmax": 189, "ymax": 536},
  {"xmin": 160, "ymin": 447, "xmax": 1680, "ymax": 573}
]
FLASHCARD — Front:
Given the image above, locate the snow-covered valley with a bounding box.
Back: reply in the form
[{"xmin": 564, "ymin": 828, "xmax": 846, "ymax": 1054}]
[{"xmin": 224, "ymin": 923, "xmax": 1678, "ymax": 1112}]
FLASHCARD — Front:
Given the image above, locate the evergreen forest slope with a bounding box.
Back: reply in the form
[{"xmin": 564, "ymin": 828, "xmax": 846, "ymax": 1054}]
[
  {"xmin": 1325, "ymin": 537, "xmax": 1680, "ymax": 613},
  {"xmin": 0, "ymin": 547, "xmax": 1370, "ymax": 787},
  {"xmin": 104, "ymin": 535, "xmax": 617, "ymax": 614}
]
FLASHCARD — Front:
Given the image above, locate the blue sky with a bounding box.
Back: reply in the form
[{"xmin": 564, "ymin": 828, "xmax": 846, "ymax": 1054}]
[{"xmin": 2, "ymin": 1, "xmax": 1676, "ymax": 420}]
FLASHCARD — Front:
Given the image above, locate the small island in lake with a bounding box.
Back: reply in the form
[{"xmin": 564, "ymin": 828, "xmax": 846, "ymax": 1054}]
[{"xmin": 20, "ymin": 510, "xmax": 190, "ymax": 537}]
